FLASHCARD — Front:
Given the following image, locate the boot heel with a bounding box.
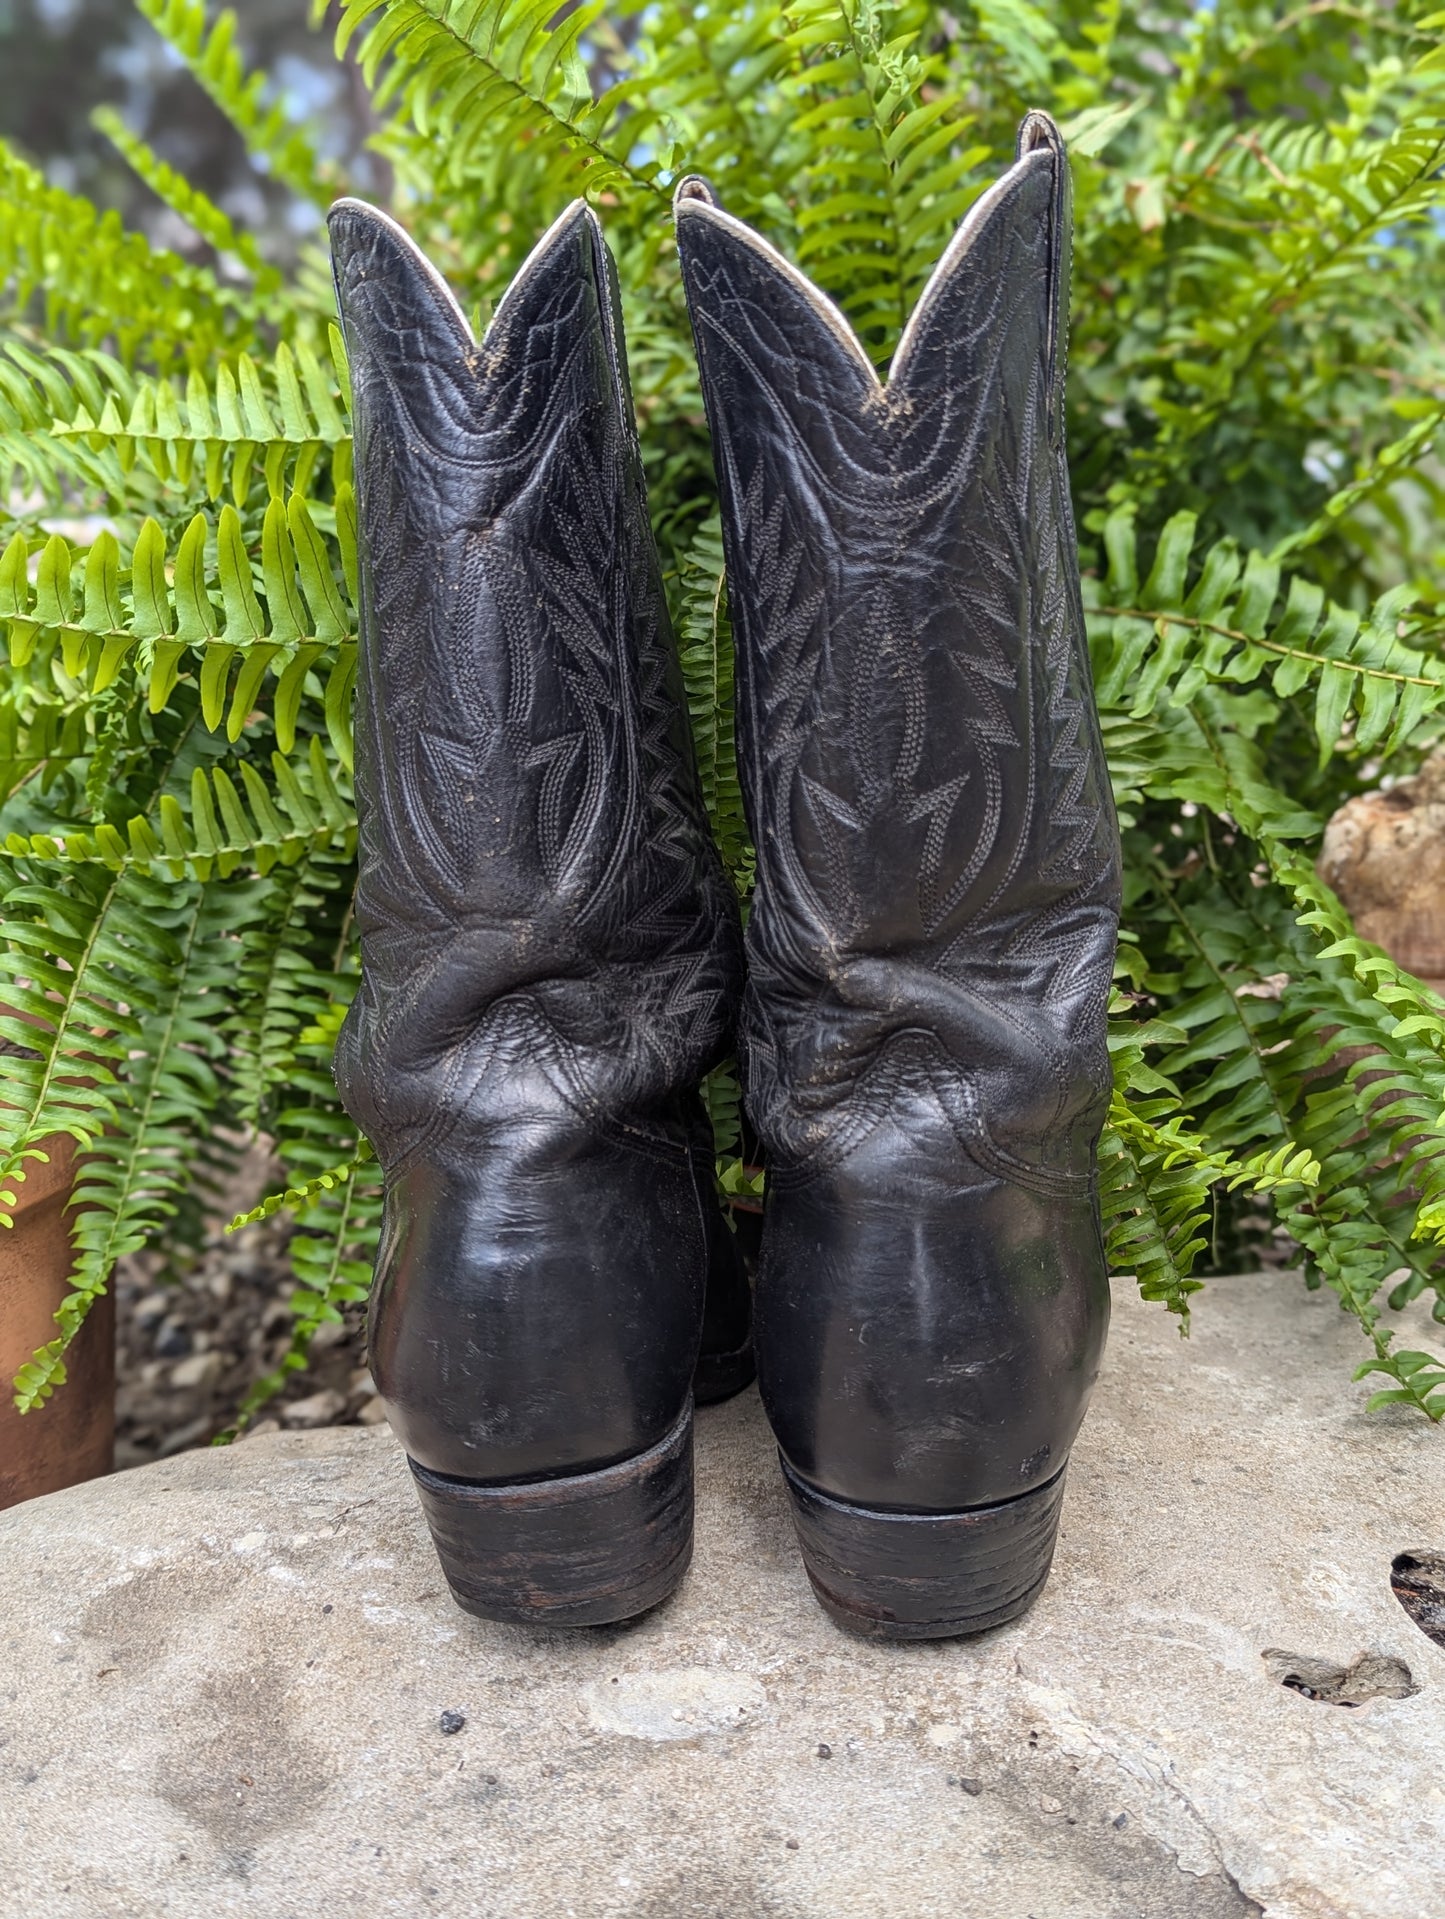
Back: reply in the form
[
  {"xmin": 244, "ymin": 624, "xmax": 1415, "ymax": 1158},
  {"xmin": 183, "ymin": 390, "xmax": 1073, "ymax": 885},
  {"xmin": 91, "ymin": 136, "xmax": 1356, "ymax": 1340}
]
[
  {"xmin": 780, "ymin": 1454, "xmax": 1068, "ymax": 1641},
  {"xmin": 693, "ymin": 1331, "xmax": 756, "ymax": 1406},
  {"xmin": 409, "ymin": 1403, "xmax": 694, "ymax": 1627}
]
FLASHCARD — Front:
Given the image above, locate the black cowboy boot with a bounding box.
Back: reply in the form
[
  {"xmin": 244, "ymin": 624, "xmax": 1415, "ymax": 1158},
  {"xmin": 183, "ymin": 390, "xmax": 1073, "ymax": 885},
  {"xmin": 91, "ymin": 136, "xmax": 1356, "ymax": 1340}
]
[
  {"xmin": 329, "ymin": 198, "xmax": 750, "ymax": 1626},
  {"xmin": 675, "ymin": 114, "xmax": 1121, "ymax": 1639}
]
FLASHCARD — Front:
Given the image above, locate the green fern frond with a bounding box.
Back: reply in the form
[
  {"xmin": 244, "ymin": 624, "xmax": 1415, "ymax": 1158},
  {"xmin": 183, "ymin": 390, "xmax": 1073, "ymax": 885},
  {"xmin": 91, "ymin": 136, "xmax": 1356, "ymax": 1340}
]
[
  {"xmin": 11, "ymin": 877, "xmax": 267, "ymax": 1412},
  {"xmin": 1270, "ymin": 401, "xmax": 1445, "ymax": 563},
  {"xmin": 631, "ymin": 0, "xmax": 797, "ymax": 219},
  {"xmin": 780, "ymin": 0, "xmax": 992, "ymax": 359},
  {"xmin": 5, "ymin": 736, "xmax": 356, "ymax": 881},
  {"xmin": 0, "ymin": 490, "xmax": 357, "ymax": 757},
  {"xmin": 227, "ymin": 1140, "xmax": 375, "ymax": 1232},
  {"xmin": 217, "ymin": 968, "xmax": 379, "ymax": 1436},
  {"xmin": 335, "ymin": 0, "xmax": 658, "ymax": 197},
  {"xmin": 1289, "ymin": 1183, "xmax": 1445, "ymax": 1422},
  {"xmin": 1100, "ymin": 988, "xmax": 1318, "ymax": 1324},
  {"xmin": 1122, "ymin": 74, "xmax": 1445, "ymax": 493},
  {"xmin": 1098, "ymin": 1119, "xmax": 1211, "ymax": 1321},
  {"xmin": 1352, "ymin": 1345, "xmax": 1445, "ymax": 1422},
  {"xmin": 92, "ymin": 107, "xmax": 282, "ymax": 296},
  {"xmin": 962, "ymin": 0, "xmax": 1066, "ymax": 96},
  {"xmin": 47, "ymin": 331, "xmax": 351, "ymax": 507},
  {"xmin": 1115, "ymin": 693, "xmax": 1445, "ymax": 1378},
  {"xmin": 0, "ymin": 138, "xmax": 246, "ymax": 366},
  {"xmin": 0, "ymin": 712, "xmax": 217, "ymax": 1207},
  {"xmin": 0, "ymin": 867, "xmax": 152, "ymax": 1212},
  {"xmin": 0, "ymin": 335, "xmax": 133, "ymax": 507},
  {"xmin": 216, "ymin": 1161, "xmax": 380, "ymax": 1438},
  {"xmin": 702, "ymin": 1058, "xmax": 744, "ymax": 1164},
  {"xmin": 674, "ymin": 512, "xmax": 753, "ymax": 894},
  {"xmin": 228, "ymin": 850, "xmax": 357, "ymax": 1126},
  {"xmin": 0, "ymin": 321, "xmax": 347, "ymax": 525},
  {"xmin": 0, "ymin": 695, "xmax": 89, "ymax": 804},
  {"xmin": 1088, "ymin": 507, "xmax": 1445, "ymax": 769},
  {"xmin": 1102, "ymin": 1097, "xmax": 1319, "ymax": 1323},
  {"xmin": 131, "ymin": 0, "xmax": 333, "ymax": 205}
]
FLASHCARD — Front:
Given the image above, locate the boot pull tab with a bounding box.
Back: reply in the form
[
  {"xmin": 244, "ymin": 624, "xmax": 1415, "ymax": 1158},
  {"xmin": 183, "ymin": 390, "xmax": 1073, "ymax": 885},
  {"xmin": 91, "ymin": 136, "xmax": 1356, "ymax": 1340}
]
[
  {"xmin": 673, "ymin": 175, "xmax": 718, "ymax": 212},
  {"xmin": 1015, "ymin": 111, "xmax": 1072, "ymax": 453}
]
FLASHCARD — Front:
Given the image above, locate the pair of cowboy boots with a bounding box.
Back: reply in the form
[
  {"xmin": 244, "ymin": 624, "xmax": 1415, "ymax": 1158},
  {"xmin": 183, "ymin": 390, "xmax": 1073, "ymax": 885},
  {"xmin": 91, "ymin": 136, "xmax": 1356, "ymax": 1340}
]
[{"xmin": 328, "ymin": 111, "xmax": 1121, "ymax": 1642}]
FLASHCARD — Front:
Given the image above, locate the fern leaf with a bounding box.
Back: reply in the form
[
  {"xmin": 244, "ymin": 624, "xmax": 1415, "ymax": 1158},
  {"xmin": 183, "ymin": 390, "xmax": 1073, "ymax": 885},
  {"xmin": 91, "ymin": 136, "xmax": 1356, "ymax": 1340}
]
[
  {"xmin": 131, "ymin": 0, "xmax": 333, "ymax": 205},
  {"xmin": 776, "ymin": 0, "xmax": 992, "ymax": 360},
  {"xmin": 217, "ymin": 956, "xmax": 378, "ymax": 1434},
  {"xmin": 335, "ymin": 0, "xmax": 657, "ymax": 196},
  {"xmin": 11, "ymin": 877, "xmax": 269, "ymax": 1412},
  {"xmin": 49, "ymin": 338, "xmax": 351, "ymax": 507},
  {"xmin": 0, "ymin": 498, "xmax": 357, "ymax": 757},
  {"xmin": 215, "ymin": 1161, "xmax": 380, "ymax": 1437},
  {"xmin": 1088, "ymin": 507, "xmax": 1445, "ymax": 767},
  {"xmin": 674, "ymin": 512, "xmax": 753, "ymax": 894},
  {"xmin": 228, "ymin": 850, "xmax": 358, "ymax": 1126},
  {"xmin": 0, "ymin": 138, "xmax": 245, "ymax": 366},
  {"xmin": 6, "ymin": 739, "xmax": 356, "ymax": 881},
  {"xmin": 92, "ymin": 107, "xmax": 282, "ymax": 296},
  {"xmin": 227, "ymin": 1140, "xmax": 375, "ymax": 1232}
]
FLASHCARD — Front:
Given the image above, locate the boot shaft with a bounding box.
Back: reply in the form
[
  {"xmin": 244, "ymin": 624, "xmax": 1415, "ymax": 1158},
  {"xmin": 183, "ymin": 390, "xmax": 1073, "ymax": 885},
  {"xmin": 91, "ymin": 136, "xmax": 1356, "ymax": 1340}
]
[
  {"xmin": 675, "ymin": 116, "xmax": 1120, "ymax": 1179},
  {"xmin": 329, "ymin": 203, "xmax": 750, "ymax": 1509},
  {"xmin": 331, "ymin": 199, "xmax": 742, "ymax": 1163},
  {"xmin": 676, "ymin": 118, "xmax": 1118, "ymax": 1557}
]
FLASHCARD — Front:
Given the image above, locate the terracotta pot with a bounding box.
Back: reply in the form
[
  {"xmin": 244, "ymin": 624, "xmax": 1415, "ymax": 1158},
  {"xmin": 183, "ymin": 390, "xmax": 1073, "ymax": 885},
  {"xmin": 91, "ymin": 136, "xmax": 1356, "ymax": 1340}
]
[{"xmin": 0, "ymin": 1134, "xmax": 114, "ymax": 1510}]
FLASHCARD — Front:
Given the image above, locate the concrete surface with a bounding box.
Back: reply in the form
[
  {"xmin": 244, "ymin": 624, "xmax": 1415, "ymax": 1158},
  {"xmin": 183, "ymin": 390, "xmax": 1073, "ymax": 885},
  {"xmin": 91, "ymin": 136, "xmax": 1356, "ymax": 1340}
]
[{"xmin": 1, "ymin": 1273, "xmax": 1442, "ymax": 1919}]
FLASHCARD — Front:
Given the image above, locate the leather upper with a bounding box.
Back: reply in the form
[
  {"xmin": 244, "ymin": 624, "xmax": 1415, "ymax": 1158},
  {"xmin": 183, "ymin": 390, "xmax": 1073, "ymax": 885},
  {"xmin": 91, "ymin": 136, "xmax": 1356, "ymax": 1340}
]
[
  {"xmin": 330, "ymin": 201, "xmax": 744, "ymax": 1479},
  {"xmin": 675, "ymin": 115, "xmax": 1120, "ymax": 1202},
  {"xmin": 677, "ymin": 115, "xmax": 1122, "ymax": 1511},
  {"xmin": 331, "ymin": 201, "xmax": 742, "ymax": 1171}
]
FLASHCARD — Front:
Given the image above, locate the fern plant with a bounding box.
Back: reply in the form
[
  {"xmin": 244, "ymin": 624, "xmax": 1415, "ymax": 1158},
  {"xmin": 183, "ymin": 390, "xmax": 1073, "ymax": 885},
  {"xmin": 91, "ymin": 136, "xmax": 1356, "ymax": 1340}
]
[{"xmin": 5, "ymin": 0, "xmax": 1445, "ymax": 1427}]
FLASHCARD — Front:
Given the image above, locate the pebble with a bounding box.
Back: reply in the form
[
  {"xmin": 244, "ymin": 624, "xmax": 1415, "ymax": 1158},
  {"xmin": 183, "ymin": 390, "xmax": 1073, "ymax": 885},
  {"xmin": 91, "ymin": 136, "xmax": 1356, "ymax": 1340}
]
[
  {"xmin": 158, "ymin": 1416, "xmax": 215, "ymax": 1458},
  {"xmin": 439, "ymin": 1711, "xmax": 466, "ymax": 1736},
  {"xmin": 169, "ymin": 1352, "xmax": 225, "ymax": 1392},
  {"xmin": 135, "ymin": 1295, "xmax": 169, "ymax": 1334},
  {"xmin": 153, "ymin": 1319, "xmax": 193, "ymax": 1359},
  {"xmin": 282, "ymin": 1390, "xmax": 349, "ymax": 1429}
]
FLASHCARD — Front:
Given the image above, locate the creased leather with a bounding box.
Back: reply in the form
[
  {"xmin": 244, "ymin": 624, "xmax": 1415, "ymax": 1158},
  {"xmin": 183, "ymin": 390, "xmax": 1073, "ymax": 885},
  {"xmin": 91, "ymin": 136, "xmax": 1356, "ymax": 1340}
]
[
  {"xmin": 330, "ymin": 199, "xmax": 745, "ymax": 1483},
  {"xmin": 676, "ymin": 113, "xmax": 1122, "ymax": 1514}
]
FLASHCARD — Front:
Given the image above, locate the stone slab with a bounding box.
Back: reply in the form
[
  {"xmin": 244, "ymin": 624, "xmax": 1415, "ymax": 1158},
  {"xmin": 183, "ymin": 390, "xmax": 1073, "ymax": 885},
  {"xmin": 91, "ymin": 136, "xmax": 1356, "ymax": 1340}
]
[{"xmin": 1, "ymin": 1274, "xmax": 1442, "ymax": 1919}]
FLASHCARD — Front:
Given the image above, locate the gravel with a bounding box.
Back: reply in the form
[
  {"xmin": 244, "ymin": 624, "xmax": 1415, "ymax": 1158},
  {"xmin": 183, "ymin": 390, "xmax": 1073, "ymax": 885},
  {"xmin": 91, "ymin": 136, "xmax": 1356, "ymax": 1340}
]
[{"xmin": 113, "ymin": 1145, "xmax": 377, "ymax": 1470}]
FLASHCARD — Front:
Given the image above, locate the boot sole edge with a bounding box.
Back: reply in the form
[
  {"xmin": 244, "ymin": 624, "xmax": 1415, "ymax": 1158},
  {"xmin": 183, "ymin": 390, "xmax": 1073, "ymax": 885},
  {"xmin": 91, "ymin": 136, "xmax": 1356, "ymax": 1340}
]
[
  {"xmin": 409, "ymin": 1403, "xmax": 694, "ymax": 1627},
  {"xmin": 780, "ymin": 1452, "xmax": 1067, "ymax": 1641}
]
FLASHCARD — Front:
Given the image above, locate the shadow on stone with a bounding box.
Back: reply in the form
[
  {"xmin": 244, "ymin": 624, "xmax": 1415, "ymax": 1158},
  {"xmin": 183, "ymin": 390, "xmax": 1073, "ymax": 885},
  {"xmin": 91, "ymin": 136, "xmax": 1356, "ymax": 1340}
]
[
  {"xmin": 1391, "ymin": 1549, "xmax": 1445, "ymax": 1648},
  {"xmin": 1260, "ymin": 1646, "xmax": 1418, "ymax": 1706}
]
